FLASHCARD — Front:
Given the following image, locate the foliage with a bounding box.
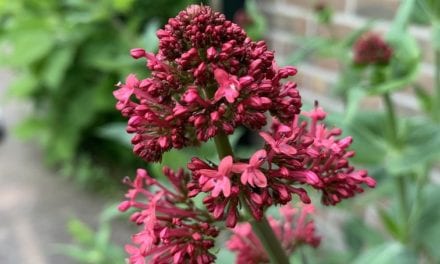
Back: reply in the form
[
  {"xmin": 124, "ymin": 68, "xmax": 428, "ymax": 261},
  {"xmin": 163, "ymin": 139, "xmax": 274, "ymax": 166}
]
[
  {"xmin": 0, "ymin": 0, "xmax": 196, "ymax": 189},
  {"xmin": 286, "ymin": 0, "xmax": 440, "ymax": 263},
  {"xmin": 56, "ymin": 204, "xmax": 126, "ymax": 264}
]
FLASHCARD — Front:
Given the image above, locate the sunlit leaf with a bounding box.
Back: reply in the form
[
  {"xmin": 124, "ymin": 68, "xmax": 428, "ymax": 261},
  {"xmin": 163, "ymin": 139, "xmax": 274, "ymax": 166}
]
[{"xmin": 67, "ymin": 219, "xmax": 95, "ymax": 246}]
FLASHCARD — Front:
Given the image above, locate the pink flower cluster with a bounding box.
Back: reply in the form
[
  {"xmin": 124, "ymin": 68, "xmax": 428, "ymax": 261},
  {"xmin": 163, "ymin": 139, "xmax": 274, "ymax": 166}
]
[
  {"xmin": 114, "ymin": 5, "xmax": 301, "ymax": 162},
  {"xmin": 119, "ymin": 168, "xmax": 218, "ymax": 264},
  {"xmin": 227, "ymin": 203, "xmax": 320, "ymax": 264},
  {"xmin": 187, "ymin": 103, "xmax": 375, "ymax": 225},
  {"xmin": 115, "ymin": 5, "xmax": 376, "ymax": 264},
  {"xmin": 353, "ymin": 32, "xmax": 393, "ymax": 65}
]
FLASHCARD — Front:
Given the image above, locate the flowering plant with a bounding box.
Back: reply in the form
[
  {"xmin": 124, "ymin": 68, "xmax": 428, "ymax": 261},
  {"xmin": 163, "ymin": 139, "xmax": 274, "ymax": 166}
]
[{"xmin": 114, "ymin": 5, "xmax": 375, "ymax": 263}]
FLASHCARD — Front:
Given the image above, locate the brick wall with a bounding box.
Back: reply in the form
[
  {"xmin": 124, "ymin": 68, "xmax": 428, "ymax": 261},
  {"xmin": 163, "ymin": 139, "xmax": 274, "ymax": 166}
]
[{"xmin": 256, "ymin": 0, "xmax": 433, "ymax": 114}]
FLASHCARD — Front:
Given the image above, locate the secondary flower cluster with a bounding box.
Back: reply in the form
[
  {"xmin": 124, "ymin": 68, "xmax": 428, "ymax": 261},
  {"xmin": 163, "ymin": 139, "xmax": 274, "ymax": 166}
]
[
  {"xmin": 115, "ymin": 4, "xmax": 376, "ymax": 264},
  {"xmin": 227, "ymin": 203, "xmax": 320, "ymax": 264},
  {"xmin": 353, "ymin": 32, "xmax": 393, "ymax": 65},
  {"xmin": 114, "ymin": 4, "xmax": 301, "ymax": 162},
  {"xmin": 187, "ymin": 104, "xmax": 376, "ymax": 225},
  {"xmin": 119, "ymin": 168, "xmax": 218, "ymax": 264}
]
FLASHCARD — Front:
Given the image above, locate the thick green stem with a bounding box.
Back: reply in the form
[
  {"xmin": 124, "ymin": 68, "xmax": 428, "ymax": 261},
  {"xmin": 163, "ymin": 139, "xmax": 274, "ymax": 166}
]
[
  {"xmin": 250, "ymin": 215, "xmax": 291, "ymax": 264},
  {"xmin": 213, "ymin": 133, "xmax": 290, "ymax": 264},
  {"xmin": 213, "ymin": 132, "xmax": 234, "ymax": 159},
  {"xmin": 382, "ymin": 93, "xmax": 410, "ymax": 242}
]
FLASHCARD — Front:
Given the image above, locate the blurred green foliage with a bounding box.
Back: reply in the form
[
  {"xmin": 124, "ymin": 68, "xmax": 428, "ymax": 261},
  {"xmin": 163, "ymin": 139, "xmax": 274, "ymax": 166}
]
[
  {"xmin": 287, "ymin": 0, "xmax": 440, "ymax": 263},
  {"xmin": 0, "ymin": 0, "xmax": 196, "ymax": 190},
  {"xmin": 56, "ymin": 204, "xmax": 126, "ymax": 264}
]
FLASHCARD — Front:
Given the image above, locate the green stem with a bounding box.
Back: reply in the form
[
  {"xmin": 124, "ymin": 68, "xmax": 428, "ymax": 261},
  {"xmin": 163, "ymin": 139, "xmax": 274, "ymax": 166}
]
[
  {"xmin": 382, "ymin": 93, "xmax": 410, "ymax": 242},
  {"xmin": 250, "ymin": 215, "xmax": 291, "ymax": 264},
  {"xmin": 383, "ymin": 93, "xmax": 398, "ymax": 145},
  {"xmin": 213, "ymin": 133, "xmax": 290, "ymax": 264},
  {"xmin": 396, "ymin": 177, "xmax": 410, "ymax": 242},
  {"xmin": 213, "ymin": 132, "xmax": 234, "ymax": 159}
]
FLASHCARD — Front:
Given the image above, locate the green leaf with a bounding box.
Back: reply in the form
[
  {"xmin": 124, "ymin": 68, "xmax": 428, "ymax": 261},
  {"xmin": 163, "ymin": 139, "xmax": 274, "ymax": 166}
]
[
  {"xmin": 95, "ymin": 223, "xmax": 110, "ymax": 251},
  {"xmin": 244, "ymin": 0, "xmax": 267, "ymax": 40},
  {"xmin": 67, "ymin": 219, "xmax": 95, "ymax": 246},
  {"xmin": 141, "ymin": 20, "xmax": 160, "ymax": 52},
  {"xmin": 336, "ymin": 111, "xmax": 388, "ymax": 165},
  {"xmin": 7, "ymin": 72, "xmax": 39, "ymax": 98},
  {"xmin": 386, "ymin": 118, "xmax": 440, "ymax": 175},
  {"xmin": 13, "ymin": 117, "xmax": 46, "ymax": 139},
  {"xmin": 217, "ymin": 247, "xmax": 236, "ymax": 263},
  {"xmin": 412, "ymin": 186, "xmax": 440, "ymax": 261},
  {"xmin": 96, "ymin": 122, "xmax": 132, "ymax": 147},
  {"xmin": 413, "ymin": 84, "xmax": 434, "ymax": 113},
  {"xmin": 377, "ymin": 208, "xmax": 402, "ymax": 240},
  {"xmin": 353, "ymin": 242, "xmax": 417, "ymax": 264},
  {"xmin": 388, "ymin": 0, "xmax": 416, "ymax": 35},
  {"xmin": 344, "ymin": 87, "xmax": 366, "ymax": 124},
  {"xmin": 341, "ymin": 216, "xmax": 385, "ymax": 257},
  {"xmin": 42, "ymin": 46, "xmax": 75, "ymax": 90},
  {"xmin": 149, "ymin": 149, "xmax": 190, "ymax": 179},
  {"xmin": 0, "ymin": 29, "xmax": 55, "ymax": 66},
  {"xmin": 112, "ymin": 0, "xmax": 135, "ymax": 12}
]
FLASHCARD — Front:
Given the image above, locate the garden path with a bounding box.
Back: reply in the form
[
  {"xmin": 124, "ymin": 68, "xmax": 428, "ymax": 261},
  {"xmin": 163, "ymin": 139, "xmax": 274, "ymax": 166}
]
[{"xmin": 0, "ymin": 69, "xmax": 129, "ymax": 264}]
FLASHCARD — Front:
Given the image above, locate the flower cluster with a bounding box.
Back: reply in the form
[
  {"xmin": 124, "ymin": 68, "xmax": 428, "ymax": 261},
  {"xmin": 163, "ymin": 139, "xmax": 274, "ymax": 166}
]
[
  {"xmin": 353, "ymin": 32, "xmax": 393, "ymax": 65},
  {"xmin": 227, "ymin": 203, "xmax": 320, "ymax": 264},
  {"xmin": 114, "ymin": 5, "xmax": 301, "ymax": 162},
  {"xmin": 119, "ymin": 168, "xmax": 218, "ymax": 264},
  {"xmin": 187, "ymin": 103, "xmax": 375, "ymax": 224},
  {"xmin": 115, "ymin": 4, "xmax": 376, "ymax": 264}
]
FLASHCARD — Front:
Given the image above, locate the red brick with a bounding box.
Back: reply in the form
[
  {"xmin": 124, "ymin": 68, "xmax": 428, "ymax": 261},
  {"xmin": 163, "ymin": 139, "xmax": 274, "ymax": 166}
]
[
  {"xmin": 314, "ymin": 20, "xmax": 354, "ymax": 39},
  {"xmin": 284, "ymin": 0, "xmax": 346, "ymax": 12},
  {"xmin": 356, "ymin": 0, "xmax": 399, "ymax": 20},
  {"xmin": 269, "ymin": 13, "xmax": 308, "ymax": 35}
]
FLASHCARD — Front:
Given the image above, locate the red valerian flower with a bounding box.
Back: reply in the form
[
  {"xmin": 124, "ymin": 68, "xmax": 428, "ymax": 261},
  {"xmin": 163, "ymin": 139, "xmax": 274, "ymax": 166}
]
[
  {"xmin": 198, "ymin": 155, "xmax": 233, "ymax": 197},
  {"xmin": 213, "ymin": 68, "xmax": 240, "ymax": 103},
  {"xmin": 119, "ymin": 168, "xmax": 218, "ymax": 264},
  {"xmin": 114, "ymin": 5, "xmax": 302, "ymax": 162},
  {"xmin": 301, "ymin": 105, "xmax": 376, "ymax": 205},
  {"xmin": 113, "ymin": 74, "xmax": 139, "ymax": 108},
  {"xmin": 227, "ymin": 203, "xmax": 320, "ymax": 263},
  {"xmin": 188, "ymin": 105, "xmax": 375, "ymax": 224},
  {"xmin": 259, "ymin": 131, "xmax": 297, "ymax": 156},
  {"xmin": 232, "ymin": 149, "xmax": 268, "ymax": 188}
]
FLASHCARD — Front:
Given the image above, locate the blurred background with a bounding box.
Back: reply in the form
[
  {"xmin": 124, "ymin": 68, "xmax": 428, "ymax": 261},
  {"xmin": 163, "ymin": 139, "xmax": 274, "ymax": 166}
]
[{"xmin": 1, "ymin": 0, "xmax": 440, "ymax": 263}]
